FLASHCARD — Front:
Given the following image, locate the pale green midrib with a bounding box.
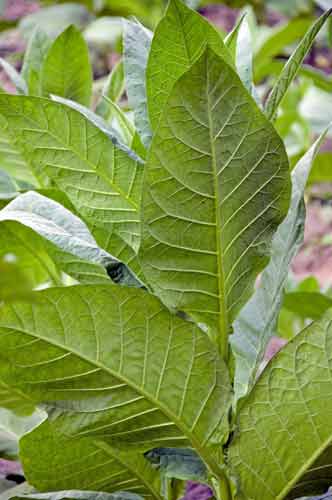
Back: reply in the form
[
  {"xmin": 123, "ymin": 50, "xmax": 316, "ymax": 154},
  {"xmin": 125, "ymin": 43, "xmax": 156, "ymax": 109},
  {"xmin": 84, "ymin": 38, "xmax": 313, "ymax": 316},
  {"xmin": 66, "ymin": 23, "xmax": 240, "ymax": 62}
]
[
  {"xmin": 205, "ymin": 57, "xmax": 228, "ymax": 360},
  {"xmin": 97, "ymin": 441, "xmax": 163, "ymax": 500},
  {"xmin": 1, "ymin": 314, "xmax": 224, "ymax": 479},
  {"xmin": 9, "ymin": 105, "xmax": 140, "ymax": 212},
  {"xmin": 277, "ymin": 434, "xmax": 332, "ymax": 500}
]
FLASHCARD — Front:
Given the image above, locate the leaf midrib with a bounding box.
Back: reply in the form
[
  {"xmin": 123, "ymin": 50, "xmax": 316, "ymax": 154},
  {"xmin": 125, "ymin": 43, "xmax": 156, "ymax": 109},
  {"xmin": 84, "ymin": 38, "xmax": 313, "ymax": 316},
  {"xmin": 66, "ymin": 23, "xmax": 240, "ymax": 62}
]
[{"xmin": 205, "ymin": 56, "xmax": 228, "ymax": 358}]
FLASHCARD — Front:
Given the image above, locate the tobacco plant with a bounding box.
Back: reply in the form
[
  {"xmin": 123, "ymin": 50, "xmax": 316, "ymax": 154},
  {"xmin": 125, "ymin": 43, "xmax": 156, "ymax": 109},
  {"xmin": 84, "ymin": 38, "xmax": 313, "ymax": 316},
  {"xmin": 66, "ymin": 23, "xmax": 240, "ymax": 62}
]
[{"xmin": 0, "ymin": 2, "xmax": 331, "ymax": 500}]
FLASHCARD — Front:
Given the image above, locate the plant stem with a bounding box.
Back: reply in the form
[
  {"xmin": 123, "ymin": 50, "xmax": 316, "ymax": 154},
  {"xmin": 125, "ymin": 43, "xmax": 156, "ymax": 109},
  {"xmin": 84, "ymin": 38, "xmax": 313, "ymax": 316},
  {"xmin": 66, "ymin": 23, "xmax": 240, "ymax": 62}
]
[{"xmin": 211, "ymin": 476, "xmax": 232, "ymax": 500}]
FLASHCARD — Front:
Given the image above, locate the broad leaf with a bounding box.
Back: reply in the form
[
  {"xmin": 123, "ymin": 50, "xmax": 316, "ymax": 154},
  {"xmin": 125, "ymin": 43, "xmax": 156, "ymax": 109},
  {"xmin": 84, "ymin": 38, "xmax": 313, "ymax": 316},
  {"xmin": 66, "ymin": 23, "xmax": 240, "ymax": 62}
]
[
  {"xmin": 229, "ymin": 310, "xmax": 332, "ymax": 500},
  {"xmin": 21, "ymin": 29, "xmax": 51, "ymax": 96},
  {"xmin": 0, "ymin": 96, "xmax": 143, "ymax": 268},
  {"xmin": 123, "ymin": 20, "xmax": 152, "ymax": 149},
  {"xmin": 41, "ymin": 25, "xmax": 92, "ymax": 107},
  {"xmin": 141, "ymin": 48, "xmax": 290, "ymax": 353},
  {"xmin": 0, "ymin": 285, "xmax": 231, "ymax": 476},
  {"xmin": 20, "ymin": 421, "xmax": 161, "ymax": 499},
  {"xmin": 11, "ymin": 491, "xmax": 144, "ymax": 500},
  {"xmin": 146, "ymin": 0, "xmax": 232, "ymax": 131},
  {"xmin": 265, "ymin": 10, "xmax": 332, "ymax": 121},
  {"xmin": 231, "ymin": 131, "xmax": 327, "ymax": 402}
]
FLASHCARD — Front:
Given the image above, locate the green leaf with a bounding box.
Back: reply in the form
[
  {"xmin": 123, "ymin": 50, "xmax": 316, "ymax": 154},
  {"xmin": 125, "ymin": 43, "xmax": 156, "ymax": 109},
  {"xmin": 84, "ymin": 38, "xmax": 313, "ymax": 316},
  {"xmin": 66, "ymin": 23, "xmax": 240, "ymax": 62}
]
[
  {"xmin": 11, "ymin": 491, "xmax": 144, "ymax": 500},
  {"xmin": 0, "ymin": 285, "xmax": 231, "ymax": 476},
  {"xmin": 0, "ymin": 95, "xmax": 143, "ymax": 267},
  {"xmin": 283, "ymin": 291, "xmax": 332, "ymax": 320},
  {"xmin": 308, "ymin": 152, "xmax": 332, "ymax": 184},
  {"xmin": 0, "ymin": 59, "xmax": 28, "ymax": 95},
  {"xmin": 141, "ymin": 47, "xmax": 290, "ymax": 355},
  {"xmin": 41, "ymin": 25, "xmax": 92, "ymax": 107},
  {"xmin": 145, "ymin": 448, "xmax": 207, "ymax": 482},
  {"xmin": 123, "ymin": 20, "xmax": 152, "ymax": 148},
  {"xmin": 0, "ymin": 408, "xmax": 45, "ymax": 460},
  {"xmin": 20, "ymin": 420, "xmax": 161, "ymax": 498},
  {"xmin": 231, "ymin": 130, "xmax": 328, "ymax": 402},
  {"xmin": 265, "ymin": 10, "xmax": 332, "ymax": 121},
  {"xmin": 229, "ymin": 310, "xmax": 332, "ymax": 500},
  {"xmin": 21, "ymin": 29, "xmax": 51, "ymax": 96},
  {"xmin": 19, "ymin": 4, "xmax": 93, "ymax": 39},
  {"xmin": 146, "ymin": 0, "xmax": 232, "ymax": 131}
]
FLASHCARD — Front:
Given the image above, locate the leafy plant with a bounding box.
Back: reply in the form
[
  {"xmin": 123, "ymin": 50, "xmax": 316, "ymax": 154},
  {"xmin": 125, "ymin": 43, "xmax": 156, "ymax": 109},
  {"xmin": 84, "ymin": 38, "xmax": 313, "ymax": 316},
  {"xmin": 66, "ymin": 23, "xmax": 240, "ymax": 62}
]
[{"xmin": 0, "ymin": 2, "xmax": 331, "ymax": 500}]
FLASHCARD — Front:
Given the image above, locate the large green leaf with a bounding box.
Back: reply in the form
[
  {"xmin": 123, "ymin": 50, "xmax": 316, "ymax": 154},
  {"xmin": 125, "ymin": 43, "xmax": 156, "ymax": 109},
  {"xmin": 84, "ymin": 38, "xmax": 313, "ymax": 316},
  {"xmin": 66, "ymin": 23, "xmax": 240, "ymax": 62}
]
[
  {"xmin": 231, "ymin": 131, "xmax": 327, "ymax": 402},
  {"xmin": 0, "ymin": 170, "xmax": 17, "ymax": 199},
  {"xmin": 229, "ymin": 310, "xmax": 332, "ymax": 500},
  {"xmin": 0, "ymin": 285, "xmax": 231, "ymax": 476},
  {"xmin": 41, "ymin": 25, "xmax": 92, "ymax": 107},
  {"xmin": 0, "ymin": 95, "xmax": 143, "ymax": 268},
  {"xmin": 123, "ymin": 20, "xmax": 152, "ymax": 149},
  {"xmin": 141, "ymin": 47, "xmax": 290, "ymax": 354},
  {"xmin": 265, "ymin": 10, "xmax": 332, "ymax": 121},
  {"xmin": 146, "ymin": 0, "xmax": 232, "ymax": 131},
  {"xmin": 20, "ymin": 420, "xmax": 161, "ymax": 498}
]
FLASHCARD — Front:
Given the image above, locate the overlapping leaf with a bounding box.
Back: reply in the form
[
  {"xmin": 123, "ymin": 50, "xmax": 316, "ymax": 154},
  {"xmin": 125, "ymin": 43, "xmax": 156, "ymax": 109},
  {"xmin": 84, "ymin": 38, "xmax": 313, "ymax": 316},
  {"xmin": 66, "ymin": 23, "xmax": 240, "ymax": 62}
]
[
  {"xmin": 141, "ymin": 47, "xmax": 290, "ymax": 351},
  {"xmin": 229, "ymin": 310, "xmax": 332, "ymax": 500}
]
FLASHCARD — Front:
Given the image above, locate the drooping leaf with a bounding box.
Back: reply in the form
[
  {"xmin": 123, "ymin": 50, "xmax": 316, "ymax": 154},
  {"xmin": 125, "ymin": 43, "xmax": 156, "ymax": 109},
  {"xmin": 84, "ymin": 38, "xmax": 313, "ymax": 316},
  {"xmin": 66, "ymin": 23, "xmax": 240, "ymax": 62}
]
[
  {"xmin": 229, "ymin": 310, "xmax": 332, "ymax": 500},
  {"xmin": 0, "ymin": 285, "xmax": 231, "ymax": 477},
  {"xmin": 145, "ymin": 448, "xmax": 207, "ymax": 482},
  {"xmin": 0, "ymin": 191, "xmax": 140, "ymax": 286},
  {"xmin": 141, "ymin": 47, "xmax": 290, "ymax": 355},
  {"xmin": 146, "ymin": 0, "xmax": 232, "ymax": 131},
  {"xmin": 21, "ymin": 29, "xmax": 51, "ymax": 96},
  {"xmin": 11, "ymin": 491, "xmax": 145, "ymax": 500},
  {"xmin": 21, "ymin": 421, "xmax": 161, "ymax": 498},
  {"xmin": 0, "ymin": 59, "xmax": 27, "ymax": 95},
  {"xmin": 123, "ymin": 20, "xmax": 152, "ymax": 148},
  {"xmin": 265, "ymin": 10, "xmax": 332, "ymax": 121},
  {"xmin": 231, "ymin": 130, "xmax": 328, "ymax": 402},
  {"xmin": 0, "ymin": 95, "xmax": 143, "ymax": 269},
  {"xmin": 41, "ymin": 25, "xmax": 92, "ymax": 107}
]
